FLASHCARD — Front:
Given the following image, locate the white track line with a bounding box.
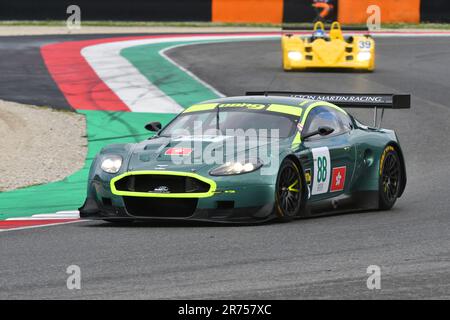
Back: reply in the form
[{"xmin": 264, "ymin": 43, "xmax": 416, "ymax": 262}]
[
  {"xmin": 1, "ymin": 211, "xmax": 83, "ymax": 233},
  {"xmin": 159, "ymin": 43, "xmax": 226, "ymax": 98},
  {"xmin": 82, "ymin": 39, "xmax": 182, "ymax": 114},
  {"xmin": 6, "ymin": 210, "xmax": 80, "ymax": 220}
]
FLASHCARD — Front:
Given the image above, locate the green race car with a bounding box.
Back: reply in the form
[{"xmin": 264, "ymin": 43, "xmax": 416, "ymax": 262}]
[{"xmin": 79, "ymin": 92, "xmax": 410, "ymax": 223}]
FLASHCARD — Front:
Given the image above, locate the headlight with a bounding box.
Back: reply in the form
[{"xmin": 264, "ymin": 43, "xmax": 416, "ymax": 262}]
[
  {"xmin": 100, "ymin": 155, "xmax": 122, "ymax": 173},
  {"xmin": 209, "ymin": 159, "xmax": 263, "ymax": 176},
  {"xmin": 357, "ymin": 52, "xmax": 371, "ymax": 61},
  {"xmin": 288, "ymin": 51, "xmax": 302, "ymax": 61}
]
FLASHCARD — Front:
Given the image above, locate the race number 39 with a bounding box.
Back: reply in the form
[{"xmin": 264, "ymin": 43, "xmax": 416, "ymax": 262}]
[
  {"xmin": 312, "ymin": 147, "xmax": 331, "ymax": 195},
  {"xmin": 359, "ymin": 41, "xmax": 372, "ymax": 50}
]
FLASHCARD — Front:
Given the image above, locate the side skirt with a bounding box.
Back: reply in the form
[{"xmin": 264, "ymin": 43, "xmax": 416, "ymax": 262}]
[{"xmin": 303, "ymin": 191, "xmax": 379, "ymax": 217}]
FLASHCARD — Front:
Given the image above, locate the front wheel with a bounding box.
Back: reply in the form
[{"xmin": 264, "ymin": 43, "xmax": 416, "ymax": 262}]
[
  {"xmin": 275, "ymin": 159, "xmax": 303, "ymax": 221},
  {"xmin": 379, "ymin": 146, "xmax": 402, "ymax": 210}
]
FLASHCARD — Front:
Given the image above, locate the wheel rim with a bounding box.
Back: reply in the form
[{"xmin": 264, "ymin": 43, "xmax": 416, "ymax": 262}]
[
  {"xmin": 277, "ymin": 164, "xmax": 302, "ymax": 216},
  {"xmin": 381, "ymin": 153, "xmax": 401, "ymax": 202}
]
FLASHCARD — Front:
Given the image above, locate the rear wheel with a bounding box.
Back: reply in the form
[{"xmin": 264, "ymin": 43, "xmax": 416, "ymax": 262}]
[
  {"xmin": 379, "ymin": 146, "xmax": 402, "ymax": 210},
  {"xmin": 275, "ymin": 159, "xmax": 303, "ymax": 221}
]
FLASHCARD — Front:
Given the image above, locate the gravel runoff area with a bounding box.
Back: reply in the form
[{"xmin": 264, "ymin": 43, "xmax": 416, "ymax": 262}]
[{"xmin": 0, "ymin": 100, "xmax": 86, "ymax": 191}]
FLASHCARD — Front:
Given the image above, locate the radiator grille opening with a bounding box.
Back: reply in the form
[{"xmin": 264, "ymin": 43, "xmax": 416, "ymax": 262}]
[
  {"xmin": 114, "ymin": 174, "xmax": 210, "ymax": 194},
  {"xmin": 123, "ymin": 197, "xmax": 198, "ymax": 218}
]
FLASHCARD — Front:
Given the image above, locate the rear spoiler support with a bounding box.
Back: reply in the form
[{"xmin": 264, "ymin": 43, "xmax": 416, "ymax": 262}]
[
  {"xmin": 245, "ymin": 91, "xmax": 411, "ymax": 128},
  {"xmin": 373, "ymin": 106, "xmax": 385, "ymax": 129},
  {"xmin": 282, "ymin": 24, "xmax": 370, "ymax": 32}
]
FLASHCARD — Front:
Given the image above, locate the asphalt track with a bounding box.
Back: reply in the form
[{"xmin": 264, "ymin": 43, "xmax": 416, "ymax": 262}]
[{"xmin": 1, "ymin": 36, "xmax": 450, "ymax": 299}]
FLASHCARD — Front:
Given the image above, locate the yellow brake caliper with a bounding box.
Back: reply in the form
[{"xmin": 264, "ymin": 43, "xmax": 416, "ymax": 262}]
[{"xmin": 288, "ymin": 180, "xmax": 300, "ymax": 193}]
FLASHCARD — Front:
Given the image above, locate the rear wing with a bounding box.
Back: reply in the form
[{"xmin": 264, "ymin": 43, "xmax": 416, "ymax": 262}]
[
  {"xmin": 282, "ymin": 22, "xmax": 371, "ymax": 39},
  {"xmin": 245, "ymin": 91, "xmax": 411, "ymax": 127},
  {"xmin": 246, "ymin": 92, "xmax": 410, "ymax": 109},
  {"xmin": 282, "ymin": 24, "xmax": 370, "ymax": 32}
]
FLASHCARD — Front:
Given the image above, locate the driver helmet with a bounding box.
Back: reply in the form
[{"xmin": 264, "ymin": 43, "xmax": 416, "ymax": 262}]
[{"xmin": 313, "ymin": 29, "xmax": 326, "ymax": 38}]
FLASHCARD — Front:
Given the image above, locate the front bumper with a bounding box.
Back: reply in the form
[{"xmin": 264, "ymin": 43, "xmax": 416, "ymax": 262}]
[
  {"xmin": 80, "ymin": 198, "xmax": 274, "ymax": 224},
  {"xmin": 284, "ymin": 58, "xmax": 374, "ymax": 70},
  {"xmin": 79, "ymin": 172, "xmax": 276, "ymax": 223}
]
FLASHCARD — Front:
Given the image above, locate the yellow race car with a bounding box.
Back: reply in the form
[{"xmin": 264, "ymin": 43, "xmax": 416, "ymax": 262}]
[{"xmin": 281, "ymin": 21, "xmax": 375, "ymax": 71}]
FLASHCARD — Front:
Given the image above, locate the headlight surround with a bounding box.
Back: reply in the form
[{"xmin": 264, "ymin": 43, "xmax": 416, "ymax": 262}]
[
  {"xmin": 288, "ymin": 51, "xmax": 303, "ymax": 61},
  {"xmin": 209, "ymin": 159, "xmax": 263, "ymax": 176},
  {"xmin": 357, "ymin": 52, "xmax": 371, "ymax": 61},
  {"xmin": 100, "ymin": 155, "xmax": 123, "ymax": 174}
]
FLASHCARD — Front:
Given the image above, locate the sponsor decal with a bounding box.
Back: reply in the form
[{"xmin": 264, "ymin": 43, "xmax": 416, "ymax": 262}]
[
  {"xmin": 311, "ymin": 147, "xmax": 331, "ymax": 195},
  {"xmin": 218, "ymin": 103, "xmax": 266, "ymax": 110},
  {"xmin": 330, "ymin": 166, "xmax": 346, "ymax": 192},
  {"xmin": 290, "ymin": 94, "xmax": 391, "ymax": 105},
  {"xmin": 304, "ymin": 169, "xmax": 312, "ymax": 186},
  {"xmin": 305, "ymin": 168, "xmax": 312, "ymax": 199},
  {"xmin": 153, "ymin": 186, "xmax": 170, "ymax": 193},
  {"xmin": 165, "ymin": 147, "xmax": 193, "ymax": 156}
]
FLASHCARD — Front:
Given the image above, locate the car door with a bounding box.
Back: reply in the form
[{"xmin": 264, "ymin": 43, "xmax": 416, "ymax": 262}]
[{"xmin": 300, "ymin": 105, "xmax": 356, "ymax": 201}]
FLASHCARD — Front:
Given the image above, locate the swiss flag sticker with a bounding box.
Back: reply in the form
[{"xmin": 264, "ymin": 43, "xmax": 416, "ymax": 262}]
[
  {"xmin": 165, "ymin": 147, "xmax": 192, "ymax": 156},
  {"xmin": 330, "ymin": 166, "xmax": 346, "ymax": 192}
]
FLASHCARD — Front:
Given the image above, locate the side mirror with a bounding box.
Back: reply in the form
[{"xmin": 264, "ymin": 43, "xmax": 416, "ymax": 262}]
[
  {"xmin": 302, "ymin": 126, "xmax": 334, "ymax": 140},
  {"xmin": 145, "ymin": 121, "xmax": 162, "ymax": 132}
]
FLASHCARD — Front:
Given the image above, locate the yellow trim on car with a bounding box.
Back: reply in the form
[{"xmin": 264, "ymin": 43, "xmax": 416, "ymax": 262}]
[
  {"xmin": 299, "ymin": 100, "xmax": 310, "ymax": 106},
  {"xmin": 291, "ymin": 131, "xmax": 302, "ymax": 149},
  {"xmin": 110, "ymin": 171, "xmax": 217, "ymax": 198},
  {"xmin": 266, "ymin": 104, "xmax": 303, "ymax": 117},
  {"xmin": 183, "ymin": 103, "xmax": 218, "ymax": 113},
  {"xmin": 184, "ymin": 102, "xmax": 307, "ymax": 117},
  {"xmin": 219, "ymin": 103, "xmax": 266, "ymax": 110}
]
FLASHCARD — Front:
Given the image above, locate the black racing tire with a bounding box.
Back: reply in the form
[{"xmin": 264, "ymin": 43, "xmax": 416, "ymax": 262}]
[
  {"xmin": 275, "ymin": 159, "xmax": 304, "ymax": 222},
  {"xmin": 378, "ymin": 146, "xmax": 402, "ymax": 210}
]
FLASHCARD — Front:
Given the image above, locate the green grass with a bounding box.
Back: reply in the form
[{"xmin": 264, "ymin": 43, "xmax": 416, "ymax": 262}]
[{"xmin": 1, "ymin": 20, "xmax": 450, "ymax": 29}]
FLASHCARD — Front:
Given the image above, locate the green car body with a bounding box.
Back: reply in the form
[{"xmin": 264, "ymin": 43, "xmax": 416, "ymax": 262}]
[{"xmin": 79, "ymin": 94, "xmax": 408, "ymax": 223}]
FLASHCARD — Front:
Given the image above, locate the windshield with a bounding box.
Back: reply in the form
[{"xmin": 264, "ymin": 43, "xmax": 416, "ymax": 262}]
[{"xmin": 159, "ymin": 110, "xmax": 298, "ymax": 138}]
